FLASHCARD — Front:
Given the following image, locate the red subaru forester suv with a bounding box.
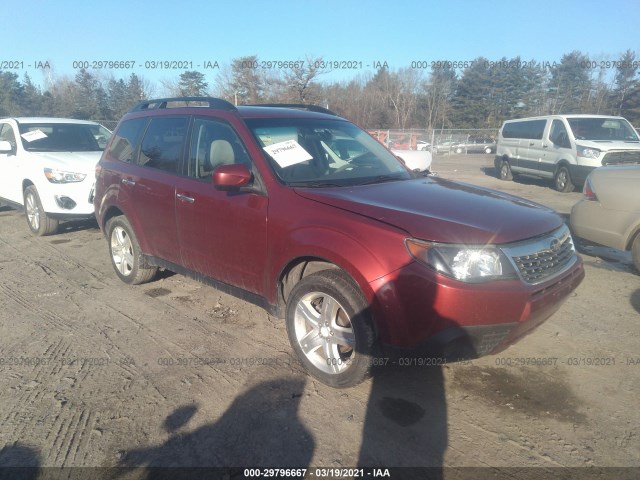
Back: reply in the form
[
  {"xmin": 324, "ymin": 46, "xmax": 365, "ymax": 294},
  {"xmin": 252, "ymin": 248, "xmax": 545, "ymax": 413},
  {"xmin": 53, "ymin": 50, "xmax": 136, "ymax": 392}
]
[{"xmin": 94, "ymin": 97, "xmax": 584, "ymax": 387}]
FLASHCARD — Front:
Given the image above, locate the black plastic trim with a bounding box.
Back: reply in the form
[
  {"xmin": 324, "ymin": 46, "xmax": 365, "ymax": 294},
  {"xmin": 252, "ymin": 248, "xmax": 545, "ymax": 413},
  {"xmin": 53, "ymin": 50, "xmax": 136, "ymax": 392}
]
[
  {"xmin": 242, "ymin": 103, "xmax": 337, "ymax": 116},
  {"xmin": 128, "ymin": 97, "xmax": 237, "ymax": 113},
  {"xmin": 145, "ymin": 256, "xmax": 279, "ymax": 316}
]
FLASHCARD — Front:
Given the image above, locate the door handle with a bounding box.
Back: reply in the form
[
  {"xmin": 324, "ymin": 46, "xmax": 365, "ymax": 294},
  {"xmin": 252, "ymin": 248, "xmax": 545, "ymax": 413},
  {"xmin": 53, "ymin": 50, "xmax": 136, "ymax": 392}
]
[
  {"xmin": 121, "ymin": 178, "xmax": 135, "ymax": 186},
  {"xmin": 542, "ymin": 144, "xmax": 548, "ymax": 148},
  {"xmin": 176, "ymin": 193, "xmax": 195, "ymax": 203}
]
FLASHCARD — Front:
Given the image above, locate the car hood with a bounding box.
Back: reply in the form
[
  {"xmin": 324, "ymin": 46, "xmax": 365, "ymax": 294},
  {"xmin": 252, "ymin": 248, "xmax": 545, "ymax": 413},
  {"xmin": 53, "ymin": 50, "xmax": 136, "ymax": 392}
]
[
  {"xmin": 294, "ymin": 177, "xmax": 563, "ymax": 244},
  {"xmin": 30, "ymin": 151, "xmax": 102, "ymax": 174}
]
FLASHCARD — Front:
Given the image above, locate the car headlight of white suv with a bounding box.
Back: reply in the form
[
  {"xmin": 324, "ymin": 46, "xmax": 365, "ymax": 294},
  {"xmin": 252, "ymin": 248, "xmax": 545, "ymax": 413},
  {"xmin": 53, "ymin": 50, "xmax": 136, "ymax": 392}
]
[{"xmin": 44, "ymin": 168, "xmax": 87, "ymax": 183}]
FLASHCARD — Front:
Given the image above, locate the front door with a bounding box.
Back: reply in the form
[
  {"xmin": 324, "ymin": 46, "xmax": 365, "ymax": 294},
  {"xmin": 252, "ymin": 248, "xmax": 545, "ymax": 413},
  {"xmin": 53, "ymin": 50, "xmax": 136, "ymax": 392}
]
[{"xmin": 175, "ymin": 117, "xmax": 268, "ymax": 294}]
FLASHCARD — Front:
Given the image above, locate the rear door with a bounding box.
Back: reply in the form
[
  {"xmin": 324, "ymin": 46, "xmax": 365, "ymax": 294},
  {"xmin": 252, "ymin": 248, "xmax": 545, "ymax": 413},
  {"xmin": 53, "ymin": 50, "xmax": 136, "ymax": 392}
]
[
  {"xmin": 516, "ymin": 119, "xmax": 547, "ymax": 173},
  {"xmin": 175, "ymin": 116, "xmax": 268, "ymax": 294},
  {"xmin": 127, "ymin": 115, "xmax": 189, "ymax": 264}
]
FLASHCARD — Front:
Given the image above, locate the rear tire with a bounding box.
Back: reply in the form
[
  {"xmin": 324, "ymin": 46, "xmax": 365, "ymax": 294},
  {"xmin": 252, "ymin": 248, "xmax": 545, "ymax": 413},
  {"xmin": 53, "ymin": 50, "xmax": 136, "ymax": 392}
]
[
  {"xmin": 106, "ymin": 216, "xmax": 157, "ymax": 285},
  {"xmin": 499, "ymin": 160, "xmax": 513, "ymax": 181},
  {"xmin": 24, "ymin": 185, "xmax": 58, "ymax": 236},
  {"xmin": 554, "ymin": 165, "xmax": 575, "ymax": 192},
  {"xmin": 285, "ymin": 269, "xmax": 377, "ymax": 388}
]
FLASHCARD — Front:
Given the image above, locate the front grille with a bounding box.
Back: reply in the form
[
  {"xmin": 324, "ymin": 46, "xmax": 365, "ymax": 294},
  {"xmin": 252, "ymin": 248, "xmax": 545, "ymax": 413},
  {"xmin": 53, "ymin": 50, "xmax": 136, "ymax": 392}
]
[
  {"xmin": 502, "ymin": 225, "xmax": 577, "ymax": 284},
  {"xmin": 601, "ymin": 150, "xmax": 640, "ymax": 166}
]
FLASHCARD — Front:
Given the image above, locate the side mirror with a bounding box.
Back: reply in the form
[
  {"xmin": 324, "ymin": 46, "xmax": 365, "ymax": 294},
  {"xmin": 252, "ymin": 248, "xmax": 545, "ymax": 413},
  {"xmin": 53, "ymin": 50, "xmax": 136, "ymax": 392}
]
[
  {"xmin": 212, "ymin": 164, "xmax": 252, "ymax": 190},
  {"xmin": 0, "ymin": 141, "xmax": 14, "ymax": 154}
]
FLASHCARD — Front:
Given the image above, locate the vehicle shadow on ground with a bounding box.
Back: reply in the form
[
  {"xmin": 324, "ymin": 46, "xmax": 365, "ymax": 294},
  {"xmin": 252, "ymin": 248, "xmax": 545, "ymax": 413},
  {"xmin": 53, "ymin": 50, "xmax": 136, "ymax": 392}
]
[
  {"xmin": 117, "ymin": 377, "xmax": 314, "ymax": 477},
  {"xmin": 56, "ymin": 218, "xmax": 100, "ymax": 234},
  {"xmin": 481, "ymin": 166, "xmax": 554, "ymax": 189}
]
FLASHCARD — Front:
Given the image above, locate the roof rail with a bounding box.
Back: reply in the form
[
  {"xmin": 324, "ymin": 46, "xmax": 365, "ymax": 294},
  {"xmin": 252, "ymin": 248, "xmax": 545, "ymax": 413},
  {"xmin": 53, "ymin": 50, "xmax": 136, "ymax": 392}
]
[
  {"xmin": 243, "ymin": 103, "xmax": 338, "ymax": 116},
  {"xmin": 128, "ymin": 97, "xmax": 237, "ymax": 113}
]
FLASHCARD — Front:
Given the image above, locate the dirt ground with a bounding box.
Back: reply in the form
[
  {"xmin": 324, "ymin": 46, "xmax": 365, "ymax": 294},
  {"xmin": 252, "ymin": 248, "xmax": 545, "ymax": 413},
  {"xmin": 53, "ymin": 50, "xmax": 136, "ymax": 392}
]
[{"xmin": 0, "ymin": 154, "xmax": 638, "ymax": 478}]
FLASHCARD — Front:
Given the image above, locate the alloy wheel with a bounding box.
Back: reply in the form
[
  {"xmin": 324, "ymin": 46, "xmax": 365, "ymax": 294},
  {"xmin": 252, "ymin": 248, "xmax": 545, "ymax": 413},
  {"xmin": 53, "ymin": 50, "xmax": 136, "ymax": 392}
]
[{"xmin": 293, "ymin": 292, "xmax": 356, "ymax": 375}]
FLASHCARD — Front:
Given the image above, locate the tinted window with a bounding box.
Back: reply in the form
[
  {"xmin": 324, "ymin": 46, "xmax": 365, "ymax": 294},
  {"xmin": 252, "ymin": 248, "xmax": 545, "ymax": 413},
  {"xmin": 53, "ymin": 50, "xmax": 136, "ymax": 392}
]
[
  {"xmin": 550, "ymin": 120, "xmax": 570, "ymax": 148},
  {"xmin": 138, "ymin": 117, "xmax": 189, "ymax": 174},
  {"xmin": 502, "ymin": 119, "xmax": 546, "ymax": 140},
  {"xmin": 189, "ymin": 118, "xmax": 252, "ymax": 181},
  {"xmin": 107, "ymin": 118, "xmax": 147, "ymax": 163},
  {"xmin": 18, "ymin": 123, "xmax": 106, "ymax": 152}
]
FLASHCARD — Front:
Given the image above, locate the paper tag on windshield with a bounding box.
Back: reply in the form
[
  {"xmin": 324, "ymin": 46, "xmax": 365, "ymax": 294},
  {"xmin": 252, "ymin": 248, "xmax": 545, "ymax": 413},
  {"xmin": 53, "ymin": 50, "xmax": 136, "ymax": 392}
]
[
  {"xmin": 21, "ymin": 130, "xmax": 48, "ymax": 142},
  {"xmin": 263, "ymin": 140, "xmax": 312, "ymax": 168}
]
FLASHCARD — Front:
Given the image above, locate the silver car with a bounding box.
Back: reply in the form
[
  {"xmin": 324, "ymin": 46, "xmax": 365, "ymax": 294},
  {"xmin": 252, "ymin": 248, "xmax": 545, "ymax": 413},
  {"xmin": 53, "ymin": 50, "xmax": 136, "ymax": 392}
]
[{"xmin": 570, "ymin": 165, "xmax": 640, "ymax": 271}]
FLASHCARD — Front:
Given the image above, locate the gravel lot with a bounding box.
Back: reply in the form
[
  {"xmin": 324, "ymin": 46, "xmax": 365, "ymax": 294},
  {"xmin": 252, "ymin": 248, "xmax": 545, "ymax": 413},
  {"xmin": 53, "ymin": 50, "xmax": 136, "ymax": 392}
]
[{"xmin": 0, "ymin": 154, "xmax": 638, "ymax": 478}]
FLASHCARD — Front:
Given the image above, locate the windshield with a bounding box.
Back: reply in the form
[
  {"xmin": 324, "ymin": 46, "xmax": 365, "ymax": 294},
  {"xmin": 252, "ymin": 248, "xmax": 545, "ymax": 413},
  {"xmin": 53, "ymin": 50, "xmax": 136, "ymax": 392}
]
[
  {"xmin": 567, "ymin": 117, "xmax": 639, "ymax": 142},
  {"xmin": 18, "ymin": 123, "xmax": 112, "ymax": 152},
  {"xmin": 245, "ymin": 118, "xmax": 412, "ymax": 187}
]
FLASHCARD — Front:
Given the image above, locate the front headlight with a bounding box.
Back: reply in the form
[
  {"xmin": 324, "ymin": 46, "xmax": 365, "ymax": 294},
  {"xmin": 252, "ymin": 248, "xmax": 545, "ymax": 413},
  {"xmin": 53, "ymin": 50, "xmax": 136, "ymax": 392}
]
[
  {"xmin": 405, "ymin": 238, "xmax": 517, "ymax": 282},
  {"xmin": 576, "ymin": 145, "xmax": 601, "ymax": 159},
  {"xmin": 44, "ymin": 168, "xmax": 87, "ymax": 183}
]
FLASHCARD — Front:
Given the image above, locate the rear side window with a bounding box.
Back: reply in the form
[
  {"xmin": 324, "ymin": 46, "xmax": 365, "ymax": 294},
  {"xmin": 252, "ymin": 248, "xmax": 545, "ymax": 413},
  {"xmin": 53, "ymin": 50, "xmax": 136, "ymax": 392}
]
[
  {"xmin": 502, "ymin": 120, "xmax": 546, "ymax": 140},
  {"xmin": 138, "ymin": 116, "xmax": 189, "ymax": 174},
  {"xmin": 107, "ymin": 118, "xmax": 147, "ymax": 163}
]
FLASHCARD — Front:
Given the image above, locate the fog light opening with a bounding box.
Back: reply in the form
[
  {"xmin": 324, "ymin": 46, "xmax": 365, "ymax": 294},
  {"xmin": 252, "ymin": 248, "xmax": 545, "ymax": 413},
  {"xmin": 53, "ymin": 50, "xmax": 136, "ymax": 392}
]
[{"xmin": 55, "ymin": 196, "xmax": 77, "ymax": 210}]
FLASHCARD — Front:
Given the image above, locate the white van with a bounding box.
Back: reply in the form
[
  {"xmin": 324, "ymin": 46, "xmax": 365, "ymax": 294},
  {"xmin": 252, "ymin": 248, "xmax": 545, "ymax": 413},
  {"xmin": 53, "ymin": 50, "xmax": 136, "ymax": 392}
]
[{"xmin": 495, "ymin": 115, "xmax": 640, "ymax": 192}]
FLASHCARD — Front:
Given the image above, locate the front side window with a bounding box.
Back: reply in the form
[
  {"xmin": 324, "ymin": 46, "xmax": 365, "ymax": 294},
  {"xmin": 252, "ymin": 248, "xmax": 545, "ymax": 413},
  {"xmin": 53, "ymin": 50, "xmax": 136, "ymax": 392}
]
[
  {"xmin": 189, "ymin": 118, "xmax": 252, "ymax": 181},
  {"xmin": 550, "ymin": 120, "xmax": 570, "ymax": 148},
  {"xmin": 245, "ymin": 118, "xmax": 411, "ymax": 186},
  {"xmin": 18, "ymin": 123, "xmax": 108, "ymax": 152},
  {"xmin": 138, "ymin": 116, "xmax": 189, "ymax": 174}
]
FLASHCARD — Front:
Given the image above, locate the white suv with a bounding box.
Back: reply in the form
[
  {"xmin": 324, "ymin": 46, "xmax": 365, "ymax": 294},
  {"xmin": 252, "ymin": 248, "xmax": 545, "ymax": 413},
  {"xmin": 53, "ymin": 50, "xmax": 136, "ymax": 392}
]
[{"xmin": 0, "ymin": 117, "xmax": 111, "ymax": 235}]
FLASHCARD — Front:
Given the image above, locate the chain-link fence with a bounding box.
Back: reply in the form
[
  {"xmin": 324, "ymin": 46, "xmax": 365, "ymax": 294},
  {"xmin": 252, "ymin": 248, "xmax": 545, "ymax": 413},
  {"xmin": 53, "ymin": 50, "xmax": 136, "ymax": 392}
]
[{"xmin": 368, "ymin": 129, "xmax": 500, "ymax": 155}]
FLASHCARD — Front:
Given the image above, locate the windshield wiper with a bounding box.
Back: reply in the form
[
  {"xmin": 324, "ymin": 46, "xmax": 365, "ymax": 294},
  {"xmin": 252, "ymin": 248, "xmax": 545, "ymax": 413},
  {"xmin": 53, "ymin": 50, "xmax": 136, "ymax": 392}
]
[
  {"xmin": 288, "ymin": 181, "xmax": 344, "ymax": 188},
  {"xmin": 355, "ymin": 174, "xmax": 407, "ymax": 186}
]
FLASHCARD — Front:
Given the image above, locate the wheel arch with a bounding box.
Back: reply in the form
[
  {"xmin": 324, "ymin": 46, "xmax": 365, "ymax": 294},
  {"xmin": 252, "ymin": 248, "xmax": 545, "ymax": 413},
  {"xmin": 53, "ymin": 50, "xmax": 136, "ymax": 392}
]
[
  {"xmin": 275, "ymin": 257, "xmax": 376, "ymax": 330},
  {"xmin": 624, "ymin": 222, "xmax": 640, "ymax": 251},
  {"xmin": 22, "ymin": 179, "xmax": 35, "ymax": 193},
  {"xmin": 101, "ymin": 205, "xmax": 125, "ymax": 232}
]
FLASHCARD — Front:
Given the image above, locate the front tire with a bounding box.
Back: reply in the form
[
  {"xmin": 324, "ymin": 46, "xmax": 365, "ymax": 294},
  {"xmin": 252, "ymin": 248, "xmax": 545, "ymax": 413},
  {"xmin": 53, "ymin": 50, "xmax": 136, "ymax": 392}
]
[
  {"xmin": 285, "ymin": 269, "xmax": 376, "ymax": 388},
  {"xmin": 24, "ymin": 186, "xmax": 58, "ymax": 236},
  {"xmin": 554, "ymin": 166, "xmax": 575, "ymax": 192},
  {"xmin": 499, "ymin": 160, "xmax": 513, "ymax": 181},
  {"xmin": 106, "ymin": 216, "xmax": 157, "ymax": 285}
]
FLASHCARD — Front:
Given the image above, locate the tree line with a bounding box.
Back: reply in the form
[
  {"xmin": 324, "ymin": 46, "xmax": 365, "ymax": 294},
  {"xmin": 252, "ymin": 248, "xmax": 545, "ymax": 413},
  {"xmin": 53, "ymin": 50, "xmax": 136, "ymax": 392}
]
[{"xmin": 1, "ymin": 50, "xmax": 638, "ymax": 129}]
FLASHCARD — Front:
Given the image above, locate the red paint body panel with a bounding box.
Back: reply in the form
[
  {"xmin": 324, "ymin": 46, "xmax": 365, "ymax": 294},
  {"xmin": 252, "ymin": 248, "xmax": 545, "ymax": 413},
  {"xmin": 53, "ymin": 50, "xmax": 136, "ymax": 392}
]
[{"xmin": 94, "ymin": 104, "xmax": 585, "ymax": 355}]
